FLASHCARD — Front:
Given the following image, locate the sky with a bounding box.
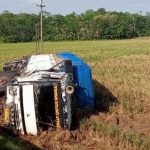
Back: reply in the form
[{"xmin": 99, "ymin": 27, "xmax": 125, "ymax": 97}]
[{"xmin": 0, "ymin": 0, "xmax": 149, "ymax": 15}]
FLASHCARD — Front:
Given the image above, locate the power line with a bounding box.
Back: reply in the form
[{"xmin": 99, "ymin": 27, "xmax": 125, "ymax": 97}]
[{"xmin": 37, "ymin": 0, "xmax": 45, "ymax": 54}]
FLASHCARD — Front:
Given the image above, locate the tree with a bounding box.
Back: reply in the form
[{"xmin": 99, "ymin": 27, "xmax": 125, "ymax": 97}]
[{"xmin": 0, "ymin": 9, "xmax": 150, "ymax": 43}]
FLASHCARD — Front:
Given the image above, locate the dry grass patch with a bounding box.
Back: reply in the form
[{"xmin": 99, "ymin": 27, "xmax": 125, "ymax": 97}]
[{"xmin": 92, "ymin": 54, "xmax": 150, "ymax": 114}]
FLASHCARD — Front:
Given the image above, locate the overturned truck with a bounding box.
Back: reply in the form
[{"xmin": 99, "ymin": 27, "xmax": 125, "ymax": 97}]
[{"xmin": 0, "ymin": 52, "xmax": 94, "ymax": 135}]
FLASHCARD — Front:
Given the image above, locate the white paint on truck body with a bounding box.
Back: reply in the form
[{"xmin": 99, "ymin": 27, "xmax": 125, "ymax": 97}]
[
  {"xmin": 6, "ymin": 86, "xmax": 24, "ymax": 134},
  {"xmin": 26, "ymin": 54, "xmax": 57, "ymax": 72},
  {"xmin": 14, "ymin": 86, "xmax": 24, "ymax": 134},
  {"xmin": 22, "ymin": 85, "xmax": 38, "ymax": 135}
]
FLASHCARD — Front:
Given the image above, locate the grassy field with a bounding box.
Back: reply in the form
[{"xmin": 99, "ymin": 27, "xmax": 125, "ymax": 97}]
[
  {"xmin": 0, "ymin": 134, "xmax": 27, "ymax": 150},
  {"xmin": 0, "ymin": 38, "xmax": 150, "ymax": 149}
]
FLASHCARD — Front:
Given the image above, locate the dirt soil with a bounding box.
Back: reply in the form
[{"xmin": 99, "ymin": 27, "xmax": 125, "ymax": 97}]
[
  {"xmin": 21, "ymin": 106, "xmax": 150, "ymax": 150},
  {"xmin": 22, "ymin": 128, "xmax": 111, "ymax": 150}
]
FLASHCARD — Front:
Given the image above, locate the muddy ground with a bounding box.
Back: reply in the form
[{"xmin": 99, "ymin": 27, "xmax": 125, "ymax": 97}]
[{"xmin": 21, "ymin": 111, "xmax": 150, "ymax": 150}]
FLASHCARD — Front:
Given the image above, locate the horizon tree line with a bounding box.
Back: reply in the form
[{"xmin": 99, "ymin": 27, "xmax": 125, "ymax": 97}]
[{"xmin": 0, "ymin": 8, "xmax": 150, "ymax": 43}]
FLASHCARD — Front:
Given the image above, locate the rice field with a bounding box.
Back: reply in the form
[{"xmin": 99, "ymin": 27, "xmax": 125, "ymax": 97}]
[{"xmin": 0, "ymin": 37, "xmax": 150, "ymax": 149}]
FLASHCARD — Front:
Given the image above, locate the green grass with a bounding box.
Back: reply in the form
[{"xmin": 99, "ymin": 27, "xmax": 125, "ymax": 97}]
[
  {"xmin": 0, "ymin": 38, "xmax": 150, "ymax": 70},
  {"xmin": 0, "ymin": 135, "xmax": 27, "ymax": 150}
]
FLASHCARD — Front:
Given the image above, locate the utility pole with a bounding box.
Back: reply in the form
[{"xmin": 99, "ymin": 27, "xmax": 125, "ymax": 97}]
[
  {"xmin": 35, "ymin": 24, "xmax": 40, "ymax": 53},
  {"xmin": 37, "ymin": 0, "xmax": 45, "ymax": 53},
  {"xmin": 132, "ymin": 17, "xmax": 136, "ymax": 38}
]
